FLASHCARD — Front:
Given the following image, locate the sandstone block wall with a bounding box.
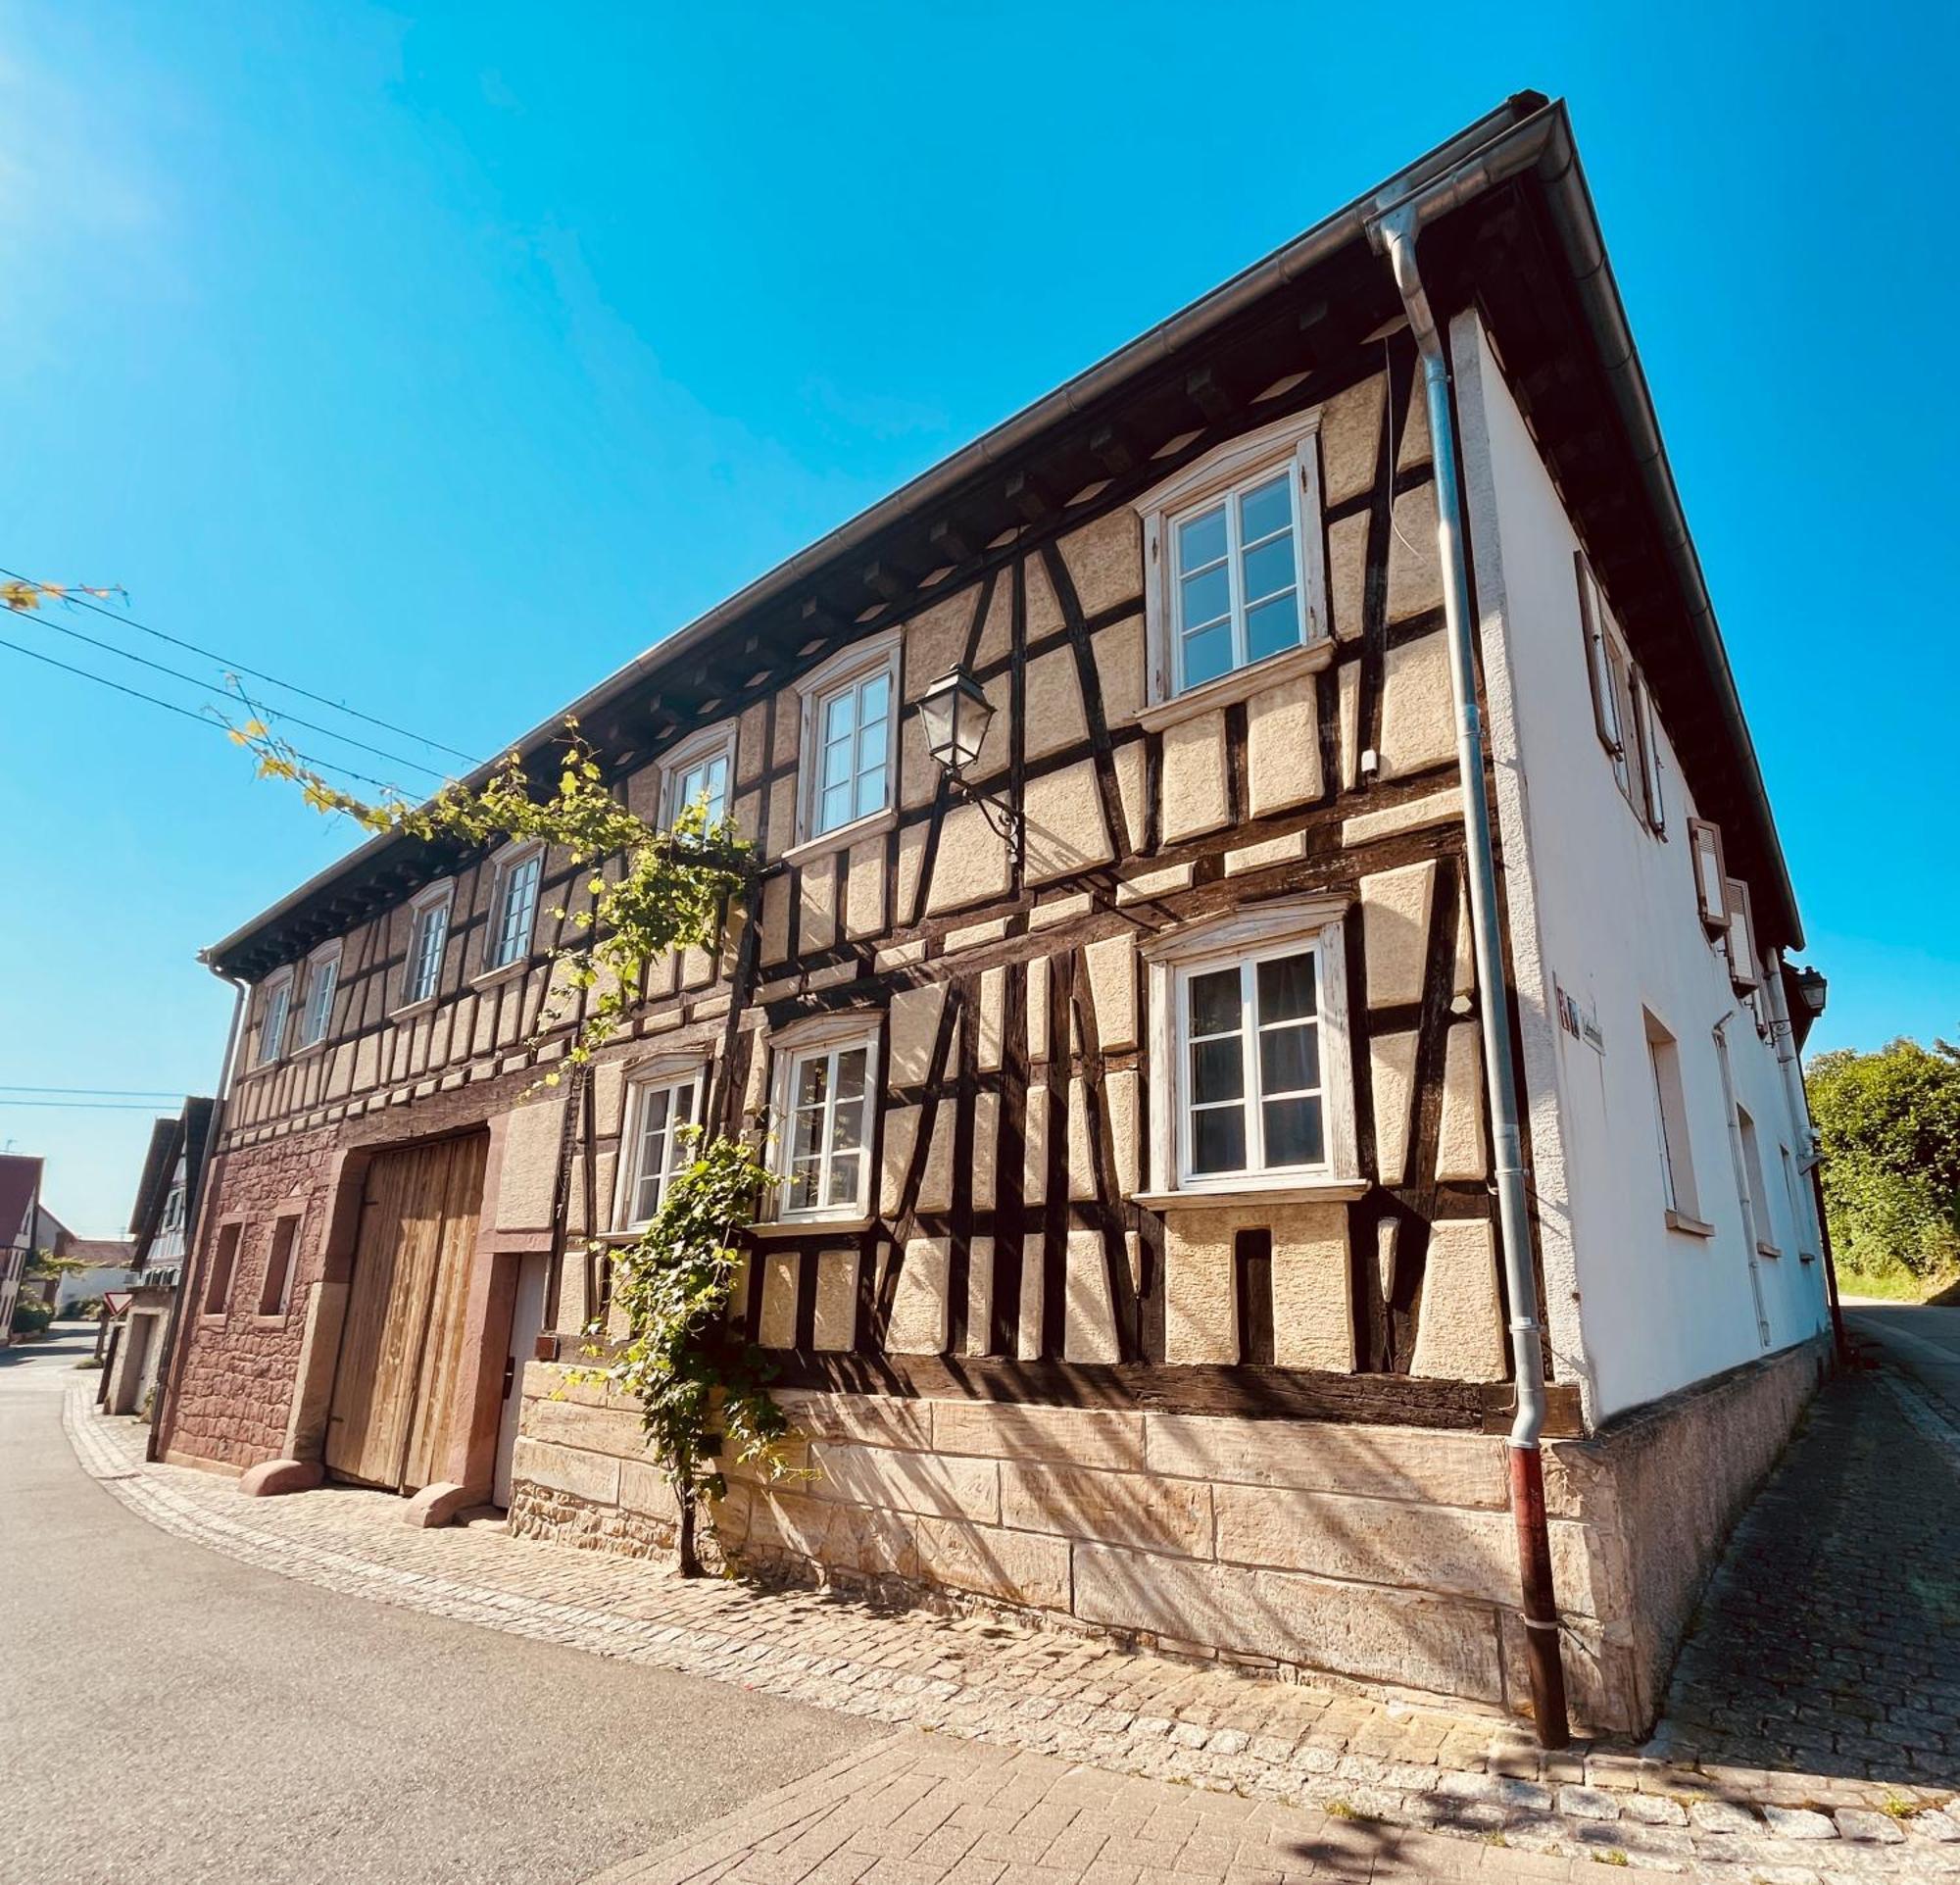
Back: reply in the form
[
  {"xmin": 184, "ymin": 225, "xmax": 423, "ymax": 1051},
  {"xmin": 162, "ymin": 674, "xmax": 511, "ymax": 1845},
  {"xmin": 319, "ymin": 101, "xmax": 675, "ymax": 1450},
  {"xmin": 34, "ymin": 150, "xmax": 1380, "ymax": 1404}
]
[{"xmin": 505, "ymin": 1359, "xmax": 1795, "ymax": 1734}]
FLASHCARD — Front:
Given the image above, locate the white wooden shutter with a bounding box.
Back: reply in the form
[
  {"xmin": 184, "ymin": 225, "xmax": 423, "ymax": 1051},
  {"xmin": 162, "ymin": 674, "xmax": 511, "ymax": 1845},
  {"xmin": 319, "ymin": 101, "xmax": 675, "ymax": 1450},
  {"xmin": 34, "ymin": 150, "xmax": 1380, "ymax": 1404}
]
[
  {"xmin": 1724, "ymin": 877, "xmax": 1760, "ymax": 990},
  {"xmin": 1689, "ymin": 819, "xmax": 1728, "ymax": 933}
]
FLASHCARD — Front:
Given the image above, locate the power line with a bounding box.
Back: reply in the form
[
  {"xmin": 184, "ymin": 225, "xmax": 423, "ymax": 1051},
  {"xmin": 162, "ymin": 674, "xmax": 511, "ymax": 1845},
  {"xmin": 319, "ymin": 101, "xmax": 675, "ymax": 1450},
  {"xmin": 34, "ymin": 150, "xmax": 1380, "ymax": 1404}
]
[
  {"xmin": 0, "ymin": 634, "xmax": 416, "ymax": 796},
  {"xmin": 0, "ymin": 1098, "xmax": 177, "ymax": 1112},
  {"xmin": 14, "ymin": 603, "xmax": 449, "ymax": 779},
  {"xmin": 0, "ymin": 1085, "xmax": 185, "ymax": 1099},
  {"xmin": 0, "ymin": 564, "xmax": 481, "ymax": 766}
]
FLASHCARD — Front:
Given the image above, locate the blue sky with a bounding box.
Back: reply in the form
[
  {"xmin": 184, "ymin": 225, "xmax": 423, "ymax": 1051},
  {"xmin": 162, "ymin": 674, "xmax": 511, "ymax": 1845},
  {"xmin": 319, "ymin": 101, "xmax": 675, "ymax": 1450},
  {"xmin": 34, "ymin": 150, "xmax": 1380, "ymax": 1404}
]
[{"xmin": 2, "ymin": 3, "xmax": 1954, "ymax": 1231}]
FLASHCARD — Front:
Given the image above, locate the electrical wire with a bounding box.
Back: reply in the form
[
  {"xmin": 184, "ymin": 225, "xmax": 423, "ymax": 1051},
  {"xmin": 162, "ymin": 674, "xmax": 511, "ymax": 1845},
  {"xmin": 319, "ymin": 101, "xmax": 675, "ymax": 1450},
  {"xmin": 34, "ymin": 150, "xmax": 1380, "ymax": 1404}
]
[
  {"xmin": 13, "ymin": 605, "xmax": 449, "ymax": 779},
  {"xmin": 0, "ymin": 1085, "xmax": 184, "ymax": 1099},
  {"xmin": 0, "ymin": 563, "xmax": 481, "ymax": 766},
  {"xmin": 0, "ymin": 1098, "xmax": 181, "ymax": 1111},
  {"xmin": 0, "ymin": 634, "xmax": 416, "ymax": 796}
]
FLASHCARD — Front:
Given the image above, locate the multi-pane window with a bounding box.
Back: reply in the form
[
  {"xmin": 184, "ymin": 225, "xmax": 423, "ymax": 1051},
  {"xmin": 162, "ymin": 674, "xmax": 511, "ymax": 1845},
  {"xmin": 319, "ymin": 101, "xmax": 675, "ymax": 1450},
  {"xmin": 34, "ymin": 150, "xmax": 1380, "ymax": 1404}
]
[
  {"xmin": 813, "ymin": 671, "xmax": 892, "ymax": 838},
  {"xmin": 782, "ymin": 1039, "xmax": 873, "ymax": 1215},
  {"xmin": 1645, "ymin": 1012, "xmax": 1703, "ymax": 1227},
  {"xmin": 298, "ymin": 947, "xmax": 338, "ymax": 1048},
  {"xmin": 257, "ymin": 975, "xmax": 292, "ymax": 1067},
  {"xmin": 669, "ymin": 749, "xmax": 729, "ymax": 827},
  {"xmin": 1172, "ymin": 470, "xmax": 1302, "ymax": 691},
  {"xmin": 1575, "ymin": 552, "xmax": 1664, "ymax": 835},
  {"xmin": 486, "ymin": 847, "xmax": 542, "ymax": 971},
  {"xmin": 1180, "ymin": 947, "xmax": 1324, "ymax": 1181},
  {"xmin": 621, "ymin": 1072, "xmax": 699, "ymax": 1228},
  {"xmin": 403, "ymin": 888, "xmax": 451, "ymax": 1007}
]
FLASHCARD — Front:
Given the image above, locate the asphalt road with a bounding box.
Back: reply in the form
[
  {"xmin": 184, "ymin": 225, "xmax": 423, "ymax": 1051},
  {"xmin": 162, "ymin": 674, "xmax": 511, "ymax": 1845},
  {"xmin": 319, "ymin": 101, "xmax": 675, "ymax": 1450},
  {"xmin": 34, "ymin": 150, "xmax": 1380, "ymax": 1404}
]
[
  {"xmin": 1843, "ymin": 1298, "xmax": 1960, "ymax": 1415},
  {"xmin": 0, "ymin": 1323, "xmax": 873, "ymax": 1885}
]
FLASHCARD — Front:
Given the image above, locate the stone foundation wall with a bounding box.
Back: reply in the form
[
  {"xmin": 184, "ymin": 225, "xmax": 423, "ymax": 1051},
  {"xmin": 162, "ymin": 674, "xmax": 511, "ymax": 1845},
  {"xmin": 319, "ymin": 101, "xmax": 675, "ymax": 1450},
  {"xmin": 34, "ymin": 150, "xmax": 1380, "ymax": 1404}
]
[
  {"xmin": 1547, "ymin": 1332, "xmax": 1828, "ymax": 1730},
  {"xmin": 513, "ymin": 1365, "xmax": 1632, "ymax": 1728},
  {"xmin": 513, "ymin": 1342, "xmax": 1826, "ymax": 1734}
]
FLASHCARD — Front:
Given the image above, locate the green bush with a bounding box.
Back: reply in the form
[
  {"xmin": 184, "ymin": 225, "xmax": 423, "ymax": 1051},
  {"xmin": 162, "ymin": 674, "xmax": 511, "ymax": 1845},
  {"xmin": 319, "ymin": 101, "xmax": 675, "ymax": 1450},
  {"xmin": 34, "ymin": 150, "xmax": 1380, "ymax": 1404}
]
[
  {"xmin": 1808, "ymin": 1038, "xmax": 1960, "ymax": 1280},
  {"xmin": 10, "ymin": 1297, "xmax": 56, "ymax": 1338}
]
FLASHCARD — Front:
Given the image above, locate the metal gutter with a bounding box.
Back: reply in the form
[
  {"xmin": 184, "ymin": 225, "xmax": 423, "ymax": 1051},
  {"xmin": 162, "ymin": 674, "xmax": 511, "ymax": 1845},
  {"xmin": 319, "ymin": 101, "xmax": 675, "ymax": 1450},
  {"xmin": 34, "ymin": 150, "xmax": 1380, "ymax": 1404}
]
[{"xmin": 198, "ymin": 95, "xmax": 1545, "ymax": 972}]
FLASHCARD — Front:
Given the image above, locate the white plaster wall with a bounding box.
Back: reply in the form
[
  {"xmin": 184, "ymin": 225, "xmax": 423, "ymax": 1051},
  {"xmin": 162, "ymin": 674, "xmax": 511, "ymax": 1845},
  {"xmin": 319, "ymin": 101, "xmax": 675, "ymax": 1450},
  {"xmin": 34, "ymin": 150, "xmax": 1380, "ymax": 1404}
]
[{"xmin": 1454, "ymin": 313, "xmax": 1829, "ymax": 1421}]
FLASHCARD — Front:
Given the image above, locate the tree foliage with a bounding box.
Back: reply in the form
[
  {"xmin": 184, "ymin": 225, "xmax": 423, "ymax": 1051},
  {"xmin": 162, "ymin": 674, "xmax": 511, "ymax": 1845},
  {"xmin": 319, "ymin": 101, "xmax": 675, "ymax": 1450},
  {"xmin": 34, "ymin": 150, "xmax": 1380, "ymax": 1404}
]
[
  {"xmin": 576, "ymin": 1132, "xmax": 797, "ymax": 1575},
  {"xmin": 1807, "ymin": 1037, "xmax": 1960, "ymax": 1278}
]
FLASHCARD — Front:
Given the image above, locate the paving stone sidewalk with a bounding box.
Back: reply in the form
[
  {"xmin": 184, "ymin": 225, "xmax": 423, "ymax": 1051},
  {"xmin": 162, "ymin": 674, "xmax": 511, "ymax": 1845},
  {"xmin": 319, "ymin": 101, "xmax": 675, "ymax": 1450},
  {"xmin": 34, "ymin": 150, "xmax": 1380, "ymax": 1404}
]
[
  {"xmin": 65, "ymin": 1389, "xmax": 1959, "ymax": 1878},
  {"xmin": 1655, "ymin": 1364, "xmax": 1960, "ymax": 1790},
  {"xmin": 591, "ymin": 1728, "xmax": 1691, "ymax": 1885}
]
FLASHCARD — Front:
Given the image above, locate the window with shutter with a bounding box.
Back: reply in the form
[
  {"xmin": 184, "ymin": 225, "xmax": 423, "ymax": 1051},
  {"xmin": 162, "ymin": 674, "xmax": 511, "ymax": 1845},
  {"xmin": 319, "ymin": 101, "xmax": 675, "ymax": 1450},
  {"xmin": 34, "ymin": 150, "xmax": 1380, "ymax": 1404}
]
[
  {"xmin": 1724, "ymin": 878, "xmax": 1760, "ymax": 991},
  {"xmin": 1575, "ymin": 552, "xmax": 1621, "ymax": 759},
  {"xmin": 1689, "ymin": 820, "xmax": 1729, "ymax": 934},
  {"xmin": 1636, "ymin": 680, "xmax": 1666, "ymax": 835}
]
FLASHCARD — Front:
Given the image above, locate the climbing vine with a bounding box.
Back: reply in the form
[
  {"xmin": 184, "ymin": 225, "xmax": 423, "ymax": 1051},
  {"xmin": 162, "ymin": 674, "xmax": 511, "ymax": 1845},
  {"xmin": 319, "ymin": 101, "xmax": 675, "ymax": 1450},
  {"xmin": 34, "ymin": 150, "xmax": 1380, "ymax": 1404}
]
[
  {"xmin": 576, "ymin": 1131, "xmax": 799, "ymax": 1574},
  {"xmin": 230, "ymin": 713, "xmax": 750, "ymax": 1069},
  {"xmin": 235, "ymin": 714, "xmax": 800, "ymax": 1566}
]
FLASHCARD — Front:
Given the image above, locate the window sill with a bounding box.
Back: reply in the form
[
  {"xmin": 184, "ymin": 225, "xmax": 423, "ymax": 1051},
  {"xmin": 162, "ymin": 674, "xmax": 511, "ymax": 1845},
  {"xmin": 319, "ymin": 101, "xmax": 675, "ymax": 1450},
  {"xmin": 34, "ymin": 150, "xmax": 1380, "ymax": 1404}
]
[
  {"xmin": 1756, "ymin": 1241, "xmax": 1783, "ymax": 1260},
  {"xmin": 390, "ymin": 996, "xmax": 439, "ymax": 1023},
  {"xmin": 1134, "ymin": 1178, "xmax": 1369, "ymax": 1211},
  {"xmin": 470, "ymin": 959, "xmax": 533, "ymax": 993},
  {"xmin": 252, "ymin": 1313, "xmax": 289, "ymax": 1327},
  {"xmin": 781, "ymin": 807, "xmax": 896, "ymax": 869},
  {"xmin": 751, "ymin": 1214, "xmax": 875, "ymax": 1239},
  {"xmin": 1133, "ymin": 638, "xmax": 1335, "ymax": 735},
  {"xmin": 1665, "ymin": 1210, "xmax": 1716, "ymax": 1239},
  {"xmin": 288, "ymin": 1038, "xmax": 329, "ymax": 1063}
]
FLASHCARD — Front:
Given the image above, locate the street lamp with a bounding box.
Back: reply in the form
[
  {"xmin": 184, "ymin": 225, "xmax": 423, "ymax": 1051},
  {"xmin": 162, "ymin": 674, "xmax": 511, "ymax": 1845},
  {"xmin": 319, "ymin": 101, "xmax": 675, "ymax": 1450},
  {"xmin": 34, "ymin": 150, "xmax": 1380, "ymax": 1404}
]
[
  {"xmin": 918, "ymin": 664, "xmax": 995, "ymax": 776},
  {"xmin": 1789, "ymin": 966, "xmax": 1828, "ymax": 1019},
  {"xmin": 917, "ymin": 663, "xmax": 1015, "ymax": 843}
]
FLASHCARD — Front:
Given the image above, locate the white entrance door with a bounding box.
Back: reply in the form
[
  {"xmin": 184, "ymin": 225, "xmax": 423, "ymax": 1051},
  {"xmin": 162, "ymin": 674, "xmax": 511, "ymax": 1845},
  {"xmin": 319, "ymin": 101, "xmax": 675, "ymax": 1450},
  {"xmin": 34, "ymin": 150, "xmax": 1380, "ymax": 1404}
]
[{"xmin": 492, "ymin": 1253, "xmax": 551, "ymax": 1509}]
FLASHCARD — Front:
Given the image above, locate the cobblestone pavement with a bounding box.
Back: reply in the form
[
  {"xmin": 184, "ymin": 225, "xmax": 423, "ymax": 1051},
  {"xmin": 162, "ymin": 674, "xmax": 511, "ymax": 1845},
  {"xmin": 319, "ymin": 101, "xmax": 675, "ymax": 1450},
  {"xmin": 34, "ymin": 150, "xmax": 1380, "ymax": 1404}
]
[
  {"xmin": 591, "ymin": 1729, "xmax": 1695, "ymax": 1885},
  {"xmin": 1655, "ymin": 1334, "xmax": 1960, "ymax": 1793},
  {"xmin": 67, "ymin": 1386, "xmax": 1960, "ymax": 1879}
]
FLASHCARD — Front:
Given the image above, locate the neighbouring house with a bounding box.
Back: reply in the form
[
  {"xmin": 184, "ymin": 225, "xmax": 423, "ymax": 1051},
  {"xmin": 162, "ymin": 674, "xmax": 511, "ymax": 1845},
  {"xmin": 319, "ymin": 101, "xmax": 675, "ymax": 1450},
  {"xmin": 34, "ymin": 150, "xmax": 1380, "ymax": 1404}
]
[
  {"xmin": 158, "ymin": 94, "xmax": 1832, "ymax": 1739},
  {"xmin": 100, "ymin": 1099, "xmax": 216, "ymax": 1419},
  {"xmin": 0, "ymin": 1155, "xmax": 43, "ymax": 1344},
  {"xmin": 53, "ymin": 1235, "xmax": 139, "ymax": 1314}
]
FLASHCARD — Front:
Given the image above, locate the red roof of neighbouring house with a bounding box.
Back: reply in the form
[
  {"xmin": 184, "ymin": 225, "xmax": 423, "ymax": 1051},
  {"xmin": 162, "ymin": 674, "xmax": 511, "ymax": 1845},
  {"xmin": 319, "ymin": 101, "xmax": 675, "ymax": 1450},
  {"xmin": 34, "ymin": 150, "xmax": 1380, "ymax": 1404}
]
[{"xmin": 0, "ymin": 1155, "xmax": 42, "ymax": 1251}]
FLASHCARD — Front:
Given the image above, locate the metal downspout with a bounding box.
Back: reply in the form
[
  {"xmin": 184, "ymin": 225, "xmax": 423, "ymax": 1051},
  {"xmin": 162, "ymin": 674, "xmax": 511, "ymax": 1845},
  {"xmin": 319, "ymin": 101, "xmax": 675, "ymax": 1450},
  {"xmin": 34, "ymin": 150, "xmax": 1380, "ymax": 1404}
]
[
  {"xmin": 1764, "ymin": 958, "xmax": 1848, "ymax": 1364},
  {"xmin": 149, "ymin": 975, "xmax": 248, "ymax": 1463},
  {"xmin": 1370, "ymin": 203, "xmax": 1570, "ymax": 1748}
]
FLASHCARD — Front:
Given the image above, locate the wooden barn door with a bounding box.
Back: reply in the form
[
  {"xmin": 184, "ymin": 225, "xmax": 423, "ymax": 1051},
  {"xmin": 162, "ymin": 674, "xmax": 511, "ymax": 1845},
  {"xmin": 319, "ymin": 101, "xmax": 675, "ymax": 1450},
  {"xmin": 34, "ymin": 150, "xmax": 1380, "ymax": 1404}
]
[{"xmin": 325, "ymin": 1132, "xmax": 489, "ymax": 1492}]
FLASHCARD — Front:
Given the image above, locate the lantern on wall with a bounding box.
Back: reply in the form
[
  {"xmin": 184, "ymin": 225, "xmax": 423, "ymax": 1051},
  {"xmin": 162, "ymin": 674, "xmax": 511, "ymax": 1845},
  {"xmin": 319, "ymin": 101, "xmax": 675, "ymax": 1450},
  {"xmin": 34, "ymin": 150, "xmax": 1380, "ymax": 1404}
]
[
  {"xmin": 916, "ymin": 662, "xmax": 1016, "ymax": 843},
  {"xmin": 918, "ymin": 664, "xmax": 995, "ymax": 777}
]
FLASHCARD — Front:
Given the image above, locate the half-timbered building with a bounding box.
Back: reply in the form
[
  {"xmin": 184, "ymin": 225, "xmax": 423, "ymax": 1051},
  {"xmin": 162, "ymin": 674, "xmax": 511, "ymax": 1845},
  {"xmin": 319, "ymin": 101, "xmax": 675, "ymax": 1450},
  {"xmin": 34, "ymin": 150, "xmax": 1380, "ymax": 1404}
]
[{"xmin": 159, "ymin": 94, "xmax": 1831, "ymax": 1737}]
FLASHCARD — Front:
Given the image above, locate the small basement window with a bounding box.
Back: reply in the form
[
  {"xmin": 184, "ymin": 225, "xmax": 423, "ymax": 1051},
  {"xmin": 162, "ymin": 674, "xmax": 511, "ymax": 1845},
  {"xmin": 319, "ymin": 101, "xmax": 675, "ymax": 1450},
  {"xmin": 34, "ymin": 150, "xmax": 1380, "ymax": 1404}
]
[
  {"xmin": 258, "ymin": 1215, "xmax": 300, "ymax": 1315},
  {"xmin": 204, "ymin": 1221, "xmax": 242, "ymax": 1315}
]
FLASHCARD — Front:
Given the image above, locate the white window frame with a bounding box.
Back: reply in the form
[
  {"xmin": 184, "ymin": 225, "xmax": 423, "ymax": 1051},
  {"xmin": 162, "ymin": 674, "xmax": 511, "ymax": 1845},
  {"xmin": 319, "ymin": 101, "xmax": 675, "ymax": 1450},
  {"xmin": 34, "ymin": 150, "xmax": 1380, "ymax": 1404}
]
[
  {"xmin": 612, "ymin": 1058, "xmax": 709, "ymax": 1232},
  {"xmin": 297, "ymin": 940, "xmax": 341, "ymax": 1050},
  {"xmin": 764, "ymin": 1011, "xmax": 882, "ymax": 1225},
  {"xmin": 1645, "ymin": 1011, "xmax": 1708, "ymax": 1234},
  {"xmin": 399, "ymin": 879, "xmax": 454, "ymax": 1011},
  {"xmin": 1136, "ymin": 410, "xmax": 1331, "ymax": 719},
  {"xmin": 1575, "ymin": 551, "xmax": 1665, "ymax": 835},
  {"xmin": 256, "ymin": 968, "xmax": 294, "ymax": 1067},
  {"xmin": 659, "ymin": 722, "xmax": 736, "ymax": 831},
  {"xmin": 1138, "ymin": 895, "xmax": 1360, "ymax": 1206},
  {"xmin": 482, "ymin": 839, "xmax": 544, "ymax": 974},
  {"xmin": 792, "ymin": 631, "xmax": 901, "ymax": 856}
]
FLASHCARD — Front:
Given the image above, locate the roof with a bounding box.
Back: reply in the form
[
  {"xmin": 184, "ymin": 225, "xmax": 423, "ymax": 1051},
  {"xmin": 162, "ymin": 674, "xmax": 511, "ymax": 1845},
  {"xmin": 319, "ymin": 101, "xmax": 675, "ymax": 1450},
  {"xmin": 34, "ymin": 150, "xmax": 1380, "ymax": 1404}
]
[
  {"xmin": 0, "ymin": 1155, "xmax": 39, "ymax": 1250},
  {"xmin": 202, "ymin": 93, "xmax": 1799, "ymax": 979},
  {"xmin": 127, "ymin": 1097, "xmax": 216, "ymax": 1262},
  {"xmin": 63, "ymin": 1238, "xmax": 135, "ymax": 1269}
]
